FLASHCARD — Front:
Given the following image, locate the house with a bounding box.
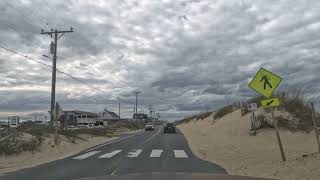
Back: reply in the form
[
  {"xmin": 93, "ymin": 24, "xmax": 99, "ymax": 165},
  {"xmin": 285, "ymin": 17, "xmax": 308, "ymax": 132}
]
[
  {"xmin": 133, "ymin": 113, "xmax": 149, "ymax": 121},
  {"xmin": 98, "ymin": 108, "xmax": 120, "ymax": 124},
  {"xmin": 59, "ymin": 110, "xmax": 99, "ymax": 127}
]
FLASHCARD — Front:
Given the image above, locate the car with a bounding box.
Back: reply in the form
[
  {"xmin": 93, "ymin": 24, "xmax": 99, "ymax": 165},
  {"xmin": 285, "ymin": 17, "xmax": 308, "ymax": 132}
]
[
  {"xmin": 164, "ymin": 123, "xmax": 175, "ymax": 133},
  {"xmin": 77, "ymin": 124, "xmax": 90, "ymax": 128},
  {"xmin": 145, "ymin": 124, "xmax": 155, "ymax": 131}
]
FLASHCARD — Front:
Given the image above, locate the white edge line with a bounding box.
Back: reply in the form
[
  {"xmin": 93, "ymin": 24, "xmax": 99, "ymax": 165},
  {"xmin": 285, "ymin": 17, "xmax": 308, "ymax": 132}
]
[
  {"xmin": 142, "ymin": 127, "xmax": 161, "ymax": 145},
  {"xmin": 85, "ymin": 131, "xmax": 144, "ymax": 152}
]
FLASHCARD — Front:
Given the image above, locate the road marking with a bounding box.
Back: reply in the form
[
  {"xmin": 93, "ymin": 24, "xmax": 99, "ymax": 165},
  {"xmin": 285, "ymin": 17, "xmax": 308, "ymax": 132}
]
[
  {"xmin": 110, "ymin": 167, "xmax": 119, "ymax": 176},
  {"xmin": 150, "ymin": 149, "xmax": 163, "ymax": 157},
  {"xmin": 140, "ymin": 126, "xmax": 161, "ymax": 146},
  {"xmin": 127, "ymin": 149, "xmax": 142, "ymax": 157},
  {"xmin": 73, "ymin": 151, "xmax": 101, "ymax": 160},
  {"xmin": 174, "ymin": 150, "xmax": 188, "ymax": 158},
  {"xmin": 85, "ymin": 131, "xmax": 144, "ymax": 152},
  {"xmin": 99, "ymin": 150, "xmax": 122, "ymax": 158}
]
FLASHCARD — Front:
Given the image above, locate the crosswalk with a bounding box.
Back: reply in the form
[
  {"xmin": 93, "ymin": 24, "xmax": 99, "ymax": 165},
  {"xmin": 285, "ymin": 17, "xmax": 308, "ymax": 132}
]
[{"xmin": 72, "ymin": 149, "xmax": 189, "ymax": 160}]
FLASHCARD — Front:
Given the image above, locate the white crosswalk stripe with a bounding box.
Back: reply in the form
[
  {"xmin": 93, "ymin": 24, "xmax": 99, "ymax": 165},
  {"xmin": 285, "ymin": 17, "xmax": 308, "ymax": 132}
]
[
  {"xmin": 150, "ymin": 149, "xmax": 163, "ymax": 157},
  {"xmin": 99, "ymin": 150, "xmax": 122, "ymax": 158},
  {"xmin": 174, "ymin": 150, "xmax": 188, "ymax": 158},
  {"xmin": 72, "ymin": 149, "xmax": 189, "ymax": 159},
  {"xmin": 127, "ymin": 149, "xmax": 142, "ymax": 157},
  {"xmin": 73, "ymin": 151, "xmax": 101, "ymax": 160}
]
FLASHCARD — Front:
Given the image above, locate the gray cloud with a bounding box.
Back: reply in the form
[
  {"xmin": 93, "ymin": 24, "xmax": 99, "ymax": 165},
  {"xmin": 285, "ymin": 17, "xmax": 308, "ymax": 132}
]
[{"xmin": 1, "ymin": 0, "xmax": 320, "ymax": 121}]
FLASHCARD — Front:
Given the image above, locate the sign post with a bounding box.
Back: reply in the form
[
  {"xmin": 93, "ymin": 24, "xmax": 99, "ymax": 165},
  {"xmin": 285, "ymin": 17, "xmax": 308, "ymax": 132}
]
[
  {"xmin": 271, "ymin": 108, "xmax": 286, "ymax": 161},
  {"xmin": 311, "ymin": 102, "xmax": 320, "ymax": 153},
  {"xmin": 248, "ymin": 67, "xmax": 286, "ymax": 161},
  {"xmin": 248, "ymin": 103, "xmax": 258, "ymax": 135}
]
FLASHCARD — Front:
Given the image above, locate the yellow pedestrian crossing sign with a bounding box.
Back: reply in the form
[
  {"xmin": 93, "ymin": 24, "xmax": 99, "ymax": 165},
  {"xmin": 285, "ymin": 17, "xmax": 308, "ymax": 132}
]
[
  {"xmin": 248, "ymin": 67, "xmax": 282, "ymax": 97},
  {"xmin": 261, "ymin": 98, "xmax": 280, "ymax": 108}
]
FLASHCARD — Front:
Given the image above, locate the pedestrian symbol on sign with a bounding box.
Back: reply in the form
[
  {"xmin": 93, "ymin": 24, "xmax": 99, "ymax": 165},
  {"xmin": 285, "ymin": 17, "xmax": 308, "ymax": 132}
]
[
  {"xmin": 260, "ymin": 75, "xmax": 272, "ymax": 90},
  {"xmin": 248, "ymin": 67, "xmax": 282, "ymax": 97}
]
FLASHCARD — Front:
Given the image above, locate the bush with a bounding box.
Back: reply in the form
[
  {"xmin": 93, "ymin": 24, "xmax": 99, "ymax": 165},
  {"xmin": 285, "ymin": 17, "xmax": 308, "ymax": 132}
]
[
  {"xmin": 278, "ymin": 89, "xmax": 314, "ymax": 131},
  {"xmin": 0, "ymin": 136, "xmax": 41, "ymax": 155},
  {"xmin": 214, "ymin": 105, "xmax": 234, "ymax": 119}
]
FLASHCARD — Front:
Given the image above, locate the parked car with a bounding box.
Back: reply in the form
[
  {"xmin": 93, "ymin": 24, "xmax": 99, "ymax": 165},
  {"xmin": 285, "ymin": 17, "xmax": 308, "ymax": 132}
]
[
  {"xmin": 164, "ymin": 123, "xmax": 176, "ymax": 133},
  {"xmin": 77, "ymin": 124, "xmax": 91, "ymax": 128},
  {"xmin": 145, "ymin": 124, "xmax": 155, "ymax": 131}
]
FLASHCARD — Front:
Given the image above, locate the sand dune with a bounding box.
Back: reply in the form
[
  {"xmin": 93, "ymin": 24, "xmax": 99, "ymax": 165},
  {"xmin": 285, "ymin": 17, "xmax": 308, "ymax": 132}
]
[
  {"xmin": 178, "ymin": 110, "xmax": 320, "ymax": 180},
  {"xmin": 0, "ymin": 130, "xmax": 141, "ymax": 173}
]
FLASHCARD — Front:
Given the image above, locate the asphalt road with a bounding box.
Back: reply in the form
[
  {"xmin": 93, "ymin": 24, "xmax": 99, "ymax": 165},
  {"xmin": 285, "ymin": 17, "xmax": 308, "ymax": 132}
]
[{"xmin": 1, "ymin": 126, "xmax": 226, "ymax": 180}]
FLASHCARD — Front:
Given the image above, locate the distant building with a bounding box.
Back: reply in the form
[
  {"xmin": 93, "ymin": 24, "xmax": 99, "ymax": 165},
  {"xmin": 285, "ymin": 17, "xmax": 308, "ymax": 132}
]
[
  {"xmin": 98, "ymin": 108, "xmax": 120, "ymax": 124},
  {"xmin": 59, "ymin": 110, "xmax": 99, "ymax": 127},
  {"xmin": 133, "ymin": 113, "xmax": 148, "ymax": 121}
]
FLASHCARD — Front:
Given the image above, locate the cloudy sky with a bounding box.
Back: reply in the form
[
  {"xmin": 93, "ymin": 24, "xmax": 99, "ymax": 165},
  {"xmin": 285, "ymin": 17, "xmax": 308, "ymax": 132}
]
[{"xmin": 1, "ymin": 0, "xmax": 320, "ymax": 121}]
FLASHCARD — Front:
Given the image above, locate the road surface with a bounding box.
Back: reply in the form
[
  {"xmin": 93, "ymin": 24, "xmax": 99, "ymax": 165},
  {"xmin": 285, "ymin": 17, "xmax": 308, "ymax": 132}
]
[{"xmin": 1, "ymin": 126, "xmax": 226, "ymax": 180}]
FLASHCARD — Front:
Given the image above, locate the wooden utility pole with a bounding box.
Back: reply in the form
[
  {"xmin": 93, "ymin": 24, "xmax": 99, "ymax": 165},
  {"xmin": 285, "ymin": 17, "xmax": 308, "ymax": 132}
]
[
  {"xmin": 311, "ymin": 102, "xmax": 320, "ymax": 153},
  {"xmin": 133, "ymin": 90, "xmax": 141, "ymax": 121},
  {"xmin": 118, "ymin": 102, "xmax": 121, "ymax": 119},
  {"xmin": 272, "ymin": 108, "xmax": 286, "ymax": 161},
  {"xmin": 41, "ymin": 28, "xmax": 73, "ymax": 125},
  {"xmin": 41, "ymin": 28, "xmax": 73, "ymax": 144}
]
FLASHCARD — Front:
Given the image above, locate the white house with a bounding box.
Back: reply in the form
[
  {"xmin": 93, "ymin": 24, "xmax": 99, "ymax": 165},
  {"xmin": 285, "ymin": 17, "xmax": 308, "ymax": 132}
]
[
  {"xmin": 59, "ymin": 110, "xmax": 99, "ymax": 126},
  {"xmin": 98, "ymin": 108, "xmax": 120, "ymax": 124}
]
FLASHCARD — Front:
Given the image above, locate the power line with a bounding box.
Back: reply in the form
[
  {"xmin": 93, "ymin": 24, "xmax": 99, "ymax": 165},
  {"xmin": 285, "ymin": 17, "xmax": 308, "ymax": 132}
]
[
  {"xmin": 0, "ymin": 44, "xmax": 134, "ymax": 105},
  {"xmin": 4, "ymin": 0, "xmax": 40, "ymax": 31},
  {"xmin": 12, "ymin": 0, "xmax": 49, "ymax": 27}
]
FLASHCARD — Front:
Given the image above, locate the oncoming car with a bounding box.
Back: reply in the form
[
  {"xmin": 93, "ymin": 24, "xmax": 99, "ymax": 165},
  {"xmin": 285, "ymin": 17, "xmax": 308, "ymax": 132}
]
[{"xmin": 145, "ymin": 123, "xmax": 155, "ymax": 131}]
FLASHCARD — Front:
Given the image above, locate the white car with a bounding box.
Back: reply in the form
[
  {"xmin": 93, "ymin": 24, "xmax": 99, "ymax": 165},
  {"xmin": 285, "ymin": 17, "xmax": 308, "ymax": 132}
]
[{"xmin": 77, "ymin": 124, "xmax": 91, "ymax": 128}]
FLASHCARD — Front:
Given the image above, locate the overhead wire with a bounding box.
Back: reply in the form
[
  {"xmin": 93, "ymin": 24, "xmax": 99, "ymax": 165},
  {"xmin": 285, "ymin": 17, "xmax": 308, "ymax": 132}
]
[
  {"xmin": 2, "ymin": 1, "xmax": 147, "ymax": 108},
  {"xmin": 0, "ymin": 44, "xmax": 135, "ymax": 105},
  {"xmin": 4, "ymin": 0, "xmax": 40, "ymax": 32},
  {"xmin": 11, "ymin": 0, "xmax": 137, "ymax": 93}
]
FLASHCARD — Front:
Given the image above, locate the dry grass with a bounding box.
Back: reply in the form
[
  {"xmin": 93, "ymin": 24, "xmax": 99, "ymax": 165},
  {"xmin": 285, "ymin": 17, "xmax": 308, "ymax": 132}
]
[
  {"xmin": 177, "ymin": 111, "xmax": 214, "ymax": 125},
  {"xmin": 213, "ymin": 105, "xmax": 235, "ymax": 119},
  {"xmin": 0, "ymin": 133, "xmax": 41, "ymax": 155},
  {"xmin": 0, "ymin": 121, "xmax": 143, "ymax": 155}
]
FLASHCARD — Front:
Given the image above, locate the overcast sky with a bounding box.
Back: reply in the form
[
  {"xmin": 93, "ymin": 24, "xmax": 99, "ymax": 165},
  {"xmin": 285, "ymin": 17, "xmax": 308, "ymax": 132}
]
[{"xmin": 1, "ymin": 0, "xmax": 320, "ymax": 121}]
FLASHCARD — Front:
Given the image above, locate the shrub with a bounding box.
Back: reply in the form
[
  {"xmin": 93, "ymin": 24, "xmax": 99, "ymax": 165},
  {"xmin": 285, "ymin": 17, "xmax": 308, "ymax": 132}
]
[
  {"xmin": 0, "ymin": 136, "xmax": 41, "ymax": 155},
  {"xmin": 278, "ymin": 89, "xmax": 314, "ymax": 131}
]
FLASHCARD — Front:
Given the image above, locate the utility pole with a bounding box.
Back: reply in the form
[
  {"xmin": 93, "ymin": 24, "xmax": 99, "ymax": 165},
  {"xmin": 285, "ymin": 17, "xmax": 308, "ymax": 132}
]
[
  {"xmin": 41, "ymin": 28, "xmax": 73, "ymax": 144},
  {"xmin": 149, "ymin": 105, "xmax": 153, "ymax": 119},
  {"xmin": 118, "ymin": 102, "xmax": 121, "ymax": 120},
  {"xmin": 133, "ymin": 90, "xmax": 141, "ymax": 121}
]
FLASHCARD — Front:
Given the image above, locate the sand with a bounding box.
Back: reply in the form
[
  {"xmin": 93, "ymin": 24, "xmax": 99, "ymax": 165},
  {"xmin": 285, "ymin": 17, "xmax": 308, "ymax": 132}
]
[
  {"xmin": 178, "ymin": 110, "xmax": 320, "ymax": 180},
  {"xmin": 0, "ymin": 130, "xmax": 141, "ymax": 174}
]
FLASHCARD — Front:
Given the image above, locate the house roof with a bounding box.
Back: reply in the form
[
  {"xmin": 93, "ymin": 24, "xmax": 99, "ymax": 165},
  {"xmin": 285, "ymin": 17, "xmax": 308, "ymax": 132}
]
[{"xmin": 63, "ymin": 110, "xmax": 99, "ymax": 116}]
